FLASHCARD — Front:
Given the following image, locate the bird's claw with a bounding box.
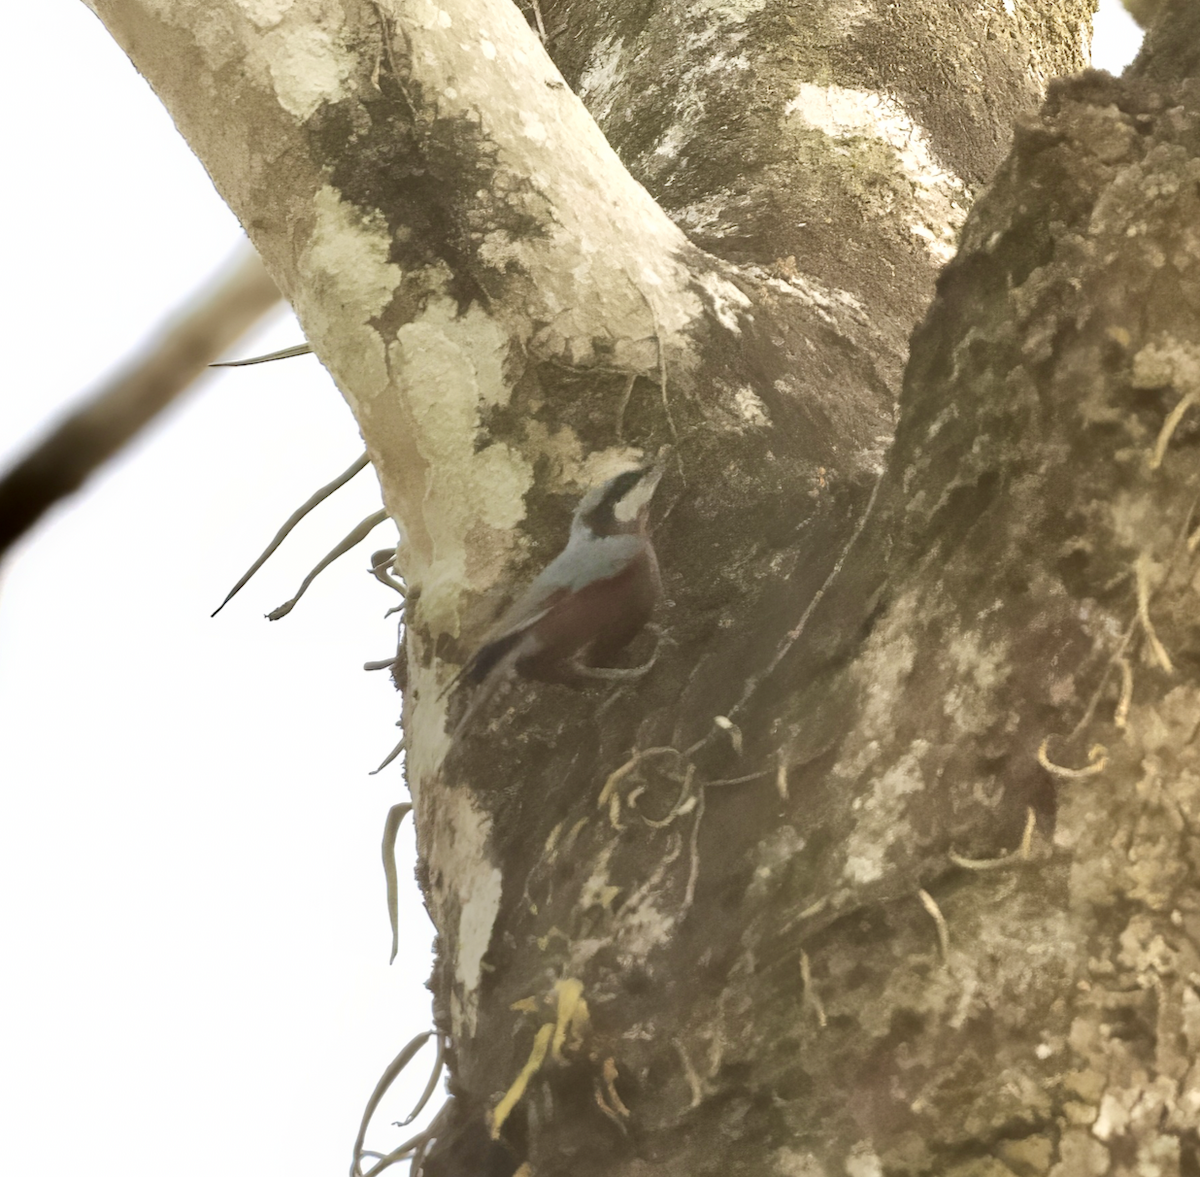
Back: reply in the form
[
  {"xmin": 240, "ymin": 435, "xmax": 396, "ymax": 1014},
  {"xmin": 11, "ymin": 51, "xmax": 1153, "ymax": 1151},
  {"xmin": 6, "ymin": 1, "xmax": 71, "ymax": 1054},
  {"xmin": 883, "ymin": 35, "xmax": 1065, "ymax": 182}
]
[{"xmin": 572, "ymin": 627, "xmax": 663, "ymax": 681}]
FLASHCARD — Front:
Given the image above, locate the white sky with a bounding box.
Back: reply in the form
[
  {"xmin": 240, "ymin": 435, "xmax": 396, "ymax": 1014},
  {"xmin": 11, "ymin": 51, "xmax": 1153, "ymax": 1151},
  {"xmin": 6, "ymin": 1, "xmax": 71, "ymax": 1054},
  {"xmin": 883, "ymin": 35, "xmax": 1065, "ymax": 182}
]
[{"xmin": 0, "ymin": 4, "xmax": 1145, "ymax": 1174}]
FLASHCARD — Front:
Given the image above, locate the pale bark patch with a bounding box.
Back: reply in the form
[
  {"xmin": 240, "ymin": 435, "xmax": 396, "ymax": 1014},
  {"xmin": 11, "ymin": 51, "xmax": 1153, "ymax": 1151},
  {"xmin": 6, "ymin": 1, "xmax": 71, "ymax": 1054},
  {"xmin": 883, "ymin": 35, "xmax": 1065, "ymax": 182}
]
[
  {"xmin": 295, "ymin": 186, "xmax": 399, "ymax": 405},
  {"xmin": 429, "ymin": 785, "xmax": 503, "ymax": 1038},
  {"xmin": 843, "ymin": 743, "xmax": 928, "ymax": 885},
  {"xmin": 785, "ymin": 83, "xmax": 970, "ymax": 263},
  {"xmin": 261, "ymin": 22, "xmax": 353, "ymax": 118}
]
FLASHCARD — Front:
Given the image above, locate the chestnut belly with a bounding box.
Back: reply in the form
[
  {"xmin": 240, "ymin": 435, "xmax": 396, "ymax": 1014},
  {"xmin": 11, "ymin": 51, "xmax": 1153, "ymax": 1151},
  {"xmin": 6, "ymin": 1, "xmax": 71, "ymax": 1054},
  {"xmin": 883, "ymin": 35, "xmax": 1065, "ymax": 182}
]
[{"xmin": 517, "ymin": 550, "xmax": 659, "ymax": 684}]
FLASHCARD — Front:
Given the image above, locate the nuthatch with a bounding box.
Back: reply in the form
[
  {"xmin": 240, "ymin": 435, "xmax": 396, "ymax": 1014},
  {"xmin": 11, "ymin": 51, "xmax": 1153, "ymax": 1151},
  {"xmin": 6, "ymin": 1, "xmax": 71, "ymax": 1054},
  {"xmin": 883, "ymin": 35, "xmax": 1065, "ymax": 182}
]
[{"xmin": 445, "ymin": 462, "xmax": 664, "ymax": 733}]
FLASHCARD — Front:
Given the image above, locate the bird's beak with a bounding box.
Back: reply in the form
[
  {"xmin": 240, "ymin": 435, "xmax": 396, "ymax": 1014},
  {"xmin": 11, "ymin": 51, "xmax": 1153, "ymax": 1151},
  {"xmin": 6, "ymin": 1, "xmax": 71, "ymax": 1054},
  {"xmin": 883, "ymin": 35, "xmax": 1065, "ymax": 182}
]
[
  {"xmin": 614, "ymin": 462, "xmax": 663, "ymax": 523},
  {"xmin": 640, "ymin": 462, "xmax": 664, "ymax": 498}
]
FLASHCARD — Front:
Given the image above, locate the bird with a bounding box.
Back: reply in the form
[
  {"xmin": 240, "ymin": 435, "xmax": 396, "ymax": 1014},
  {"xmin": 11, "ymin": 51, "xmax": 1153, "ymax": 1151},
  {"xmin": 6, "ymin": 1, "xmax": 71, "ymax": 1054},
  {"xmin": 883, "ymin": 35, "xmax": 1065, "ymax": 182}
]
[{"xmin": 444, "ymin": 461, "xmax": 664, "ymax": 735}]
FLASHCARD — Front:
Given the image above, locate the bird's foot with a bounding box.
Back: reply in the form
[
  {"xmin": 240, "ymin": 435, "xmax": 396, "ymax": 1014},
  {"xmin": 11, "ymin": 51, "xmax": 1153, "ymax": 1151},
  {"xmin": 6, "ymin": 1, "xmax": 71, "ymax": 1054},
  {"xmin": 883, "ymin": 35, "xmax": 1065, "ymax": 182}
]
[{"xmin": 571, "ymin": 627, "xmax": 663, "ymax": 682}]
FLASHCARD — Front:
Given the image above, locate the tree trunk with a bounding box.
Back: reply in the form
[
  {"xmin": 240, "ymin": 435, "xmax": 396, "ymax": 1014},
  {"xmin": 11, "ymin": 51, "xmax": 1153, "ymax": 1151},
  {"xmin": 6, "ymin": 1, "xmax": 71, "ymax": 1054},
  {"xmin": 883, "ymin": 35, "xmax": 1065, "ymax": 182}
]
[{"xmin": 82, "ymin": 0, "xmax": 1200, "ymax": 1172}]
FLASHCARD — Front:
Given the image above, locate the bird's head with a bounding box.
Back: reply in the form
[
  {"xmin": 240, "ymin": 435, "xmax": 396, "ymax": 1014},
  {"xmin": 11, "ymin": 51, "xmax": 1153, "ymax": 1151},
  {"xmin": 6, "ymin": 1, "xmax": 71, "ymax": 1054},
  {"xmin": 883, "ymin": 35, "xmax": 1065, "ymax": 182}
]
[{"xmin": 571, "ymin": 462, "xmax": 663, "ymax": 539}]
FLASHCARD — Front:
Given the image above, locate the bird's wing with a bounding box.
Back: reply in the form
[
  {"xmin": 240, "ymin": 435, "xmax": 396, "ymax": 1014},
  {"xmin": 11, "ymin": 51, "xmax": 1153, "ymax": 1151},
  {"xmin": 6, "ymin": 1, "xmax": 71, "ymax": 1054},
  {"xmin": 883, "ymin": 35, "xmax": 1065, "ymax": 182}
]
[
  {"xmin": 442, "ymin": 534, "xmax": 641, "ymax": 695},
  {"xmin": 478, "ymin": 536, "xmax": 626, "ymax": 631},
  {"xmin": 482, "ymin": 534, "xmax": 640, "ymax": 638}
]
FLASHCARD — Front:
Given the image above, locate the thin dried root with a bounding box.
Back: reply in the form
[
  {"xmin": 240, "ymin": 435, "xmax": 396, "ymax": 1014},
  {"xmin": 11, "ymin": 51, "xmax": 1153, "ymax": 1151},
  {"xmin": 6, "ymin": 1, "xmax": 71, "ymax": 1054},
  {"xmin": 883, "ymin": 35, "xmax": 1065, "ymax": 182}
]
[
  {"xmin": 268, "ymin": 508, "xmax": 391, "ymax": 620},
  {"xmin": 370, "ymin": 734, "xmax": 407, "ymax": 776},
  {"xmin": 776, "ymin": 752, "xmax": 790, "ymax": 801},
  {"xmin": 551, "ymin": 978, "xmax": 590, "ymax": 1063},
  {"xmin": 615, "ymin": 372, "xmax": 636, "ymax": 440},
  {"xmin": 594, "ymin": 1085, "xmax": 627, "ymax": 1131},
  {"xmin": 799, "ymin": 950, "xmax": 827, "ymax": 1029},
  {"xmin": 350, "ymin": 1031, "xmax": 434, "ymax": 1177},
  {"xmin": 396, "ymin": 1033, "xmax": 445, "ymax": 1128},
  {"xmin": 948, "ymin": 807, "xmax": 1036, "ymax": 871},
  {"xmin": 713, "ymin": 715, "xmax": 743, "ymax": 755},
  {"xmin": 597, "ymin": 746, "xmax": 684, "ymax": 829},
  {"xmin": 1037, "ymin": 738, "xmax": 1108, "ymax": 780},
  {"xmin": 1136, "ymin": 552, "xmax": 1174, "ymax": 673},
  {"xmin": 359, "ymin": 1127, "xmax": 432, "ymax": 1177},
  {"xmin": 572, "ymin": 660, "xmax": 655, "ymax": 681},
  {"xmin": 594, "ymin": 1057, "xmax": 631, "ymax": 1129},
  {"xmin": 1114, "ymin": 657, "xmax": 1133, "ymax": 730},
  {"xmin": 684, "ymin": 784, "xmax": 705, "ymax": 911},
  {"xmin": 357, "ymin": 1133, "xmax": 426, "ymax": 1177},
  {"xmin": 210, "ymin": 341, "xmax": 312, "ymax": 367},
  {"xmin": 601, "ymin": 1057, "xmax": 631, "ymax": 1118},
  {"xmin": 489, "ymin": 1024, "xmax": 553, "ymax": 1139},
  {"xmin": 489, "ymin": 980, "xmax": 590, "ymax": 1140},
  {"xmin": 526, "ymin": 0, "xmax": 546, "ymax": 40},
  {"xmin": 212, "ymin": 453, "xmax": 370, "ymax": 615},
  {"xmin": 705, "ymin": 768, "xmax": 771, "ymax": 788},
  {"xmin": 674, "ymin": 1040, "xmax": 706, "ymax": 1109},
  {"xmin": 918, "ymin": 889, "xmax": 949, "ymax": 963},
  {"xmin": 1149, "ymin": 391, "xmax": 1198, "ymax": 470},
  {"xmin": 561, "ymin": 817, "xmax": 588, "ymax": 855},
  {"xmin": 638, "ymin": 765, "xmax": 696, "ymax": 829},
  {"xmin": 657, "ymin": 341, "xmax": 679, "ymax": 446},
  {"xmin": 370, "ymin": 548, "xmax": 406, "ymax": 597},
  {"xmin": 381, "ymin": 803, "xmax": 412, "ymax": 964}
]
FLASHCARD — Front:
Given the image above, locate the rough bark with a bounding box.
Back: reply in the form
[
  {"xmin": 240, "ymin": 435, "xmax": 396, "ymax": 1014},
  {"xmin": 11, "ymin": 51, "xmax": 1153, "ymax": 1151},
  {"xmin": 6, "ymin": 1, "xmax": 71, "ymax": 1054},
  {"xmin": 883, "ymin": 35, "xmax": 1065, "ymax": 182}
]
[
  {"xmin": 432, "ymin": 51, "xmax": 1200, "ymax": 1172},
  {"xmin": 75, "ymin": 0, "xmax": 1200, "ymax": 1174}
]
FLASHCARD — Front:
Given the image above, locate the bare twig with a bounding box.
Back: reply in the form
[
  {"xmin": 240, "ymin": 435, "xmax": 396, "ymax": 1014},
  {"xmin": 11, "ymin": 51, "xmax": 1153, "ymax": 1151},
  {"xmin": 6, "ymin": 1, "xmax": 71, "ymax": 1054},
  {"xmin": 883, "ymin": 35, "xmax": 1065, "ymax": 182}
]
[{"xmin": 0, "ymin": 244, "xmax": 281, "ymax": 559}]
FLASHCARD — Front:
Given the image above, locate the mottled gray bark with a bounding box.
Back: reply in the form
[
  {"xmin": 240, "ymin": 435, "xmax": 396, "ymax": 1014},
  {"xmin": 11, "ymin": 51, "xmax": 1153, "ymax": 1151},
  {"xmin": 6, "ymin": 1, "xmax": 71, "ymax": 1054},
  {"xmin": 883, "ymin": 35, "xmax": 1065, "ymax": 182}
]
[
  {"xmin": 75, "ymin": 0, "xmax": 1199, "ymax": 1174},
  {"xmin": 542, "ymin": 0, "xmax": 1094, "ymax": 373}
]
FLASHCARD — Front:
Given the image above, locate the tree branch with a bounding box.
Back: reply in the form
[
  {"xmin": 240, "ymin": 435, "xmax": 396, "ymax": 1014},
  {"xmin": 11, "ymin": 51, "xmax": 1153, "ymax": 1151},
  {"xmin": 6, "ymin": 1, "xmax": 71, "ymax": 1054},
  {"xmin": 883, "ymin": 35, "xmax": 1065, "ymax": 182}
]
[{"xmin": 0, "ymin": 245, "xmax": 280, "ymax": 558}]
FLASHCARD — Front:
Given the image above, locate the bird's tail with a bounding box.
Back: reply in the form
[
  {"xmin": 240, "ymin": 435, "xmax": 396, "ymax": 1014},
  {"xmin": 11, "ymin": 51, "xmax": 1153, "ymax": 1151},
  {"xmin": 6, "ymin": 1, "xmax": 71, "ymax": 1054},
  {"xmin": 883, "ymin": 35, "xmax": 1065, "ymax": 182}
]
[
  {"xmin": 437, "ymin": 627, "xmax": 526, "ymax": 702},
  {"xmin": 445, "ymin": 645, "xmax": 523, "ymax": 742}
]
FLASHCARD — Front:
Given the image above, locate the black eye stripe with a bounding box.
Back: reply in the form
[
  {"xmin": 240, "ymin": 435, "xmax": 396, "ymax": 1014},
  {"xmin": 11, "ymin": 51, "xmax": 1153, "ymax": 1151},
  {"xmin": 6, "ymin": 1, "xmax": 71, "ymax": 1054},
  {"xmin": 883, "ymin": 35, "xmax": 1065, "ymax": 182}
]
[
  {"xmin": 602, "ymin": 470, "xmax": 643, "ymax": 507},
  {"xmin": 575, "ymin": 467, "xmax": 655, "ymax": 535}
]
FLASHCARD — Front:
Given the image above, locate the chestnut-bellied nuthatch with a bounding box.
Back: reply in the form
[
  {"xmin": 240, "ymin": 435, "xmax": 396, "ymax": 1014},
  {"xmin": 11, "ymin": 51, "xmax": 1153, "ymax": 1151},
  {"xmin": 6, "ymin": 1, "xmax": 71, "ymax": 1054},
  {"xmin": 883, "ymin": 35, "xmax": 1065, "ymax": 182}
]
[{"xmin": 445, "ymin": 461, "xmax": 664, "ymax": 734}]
